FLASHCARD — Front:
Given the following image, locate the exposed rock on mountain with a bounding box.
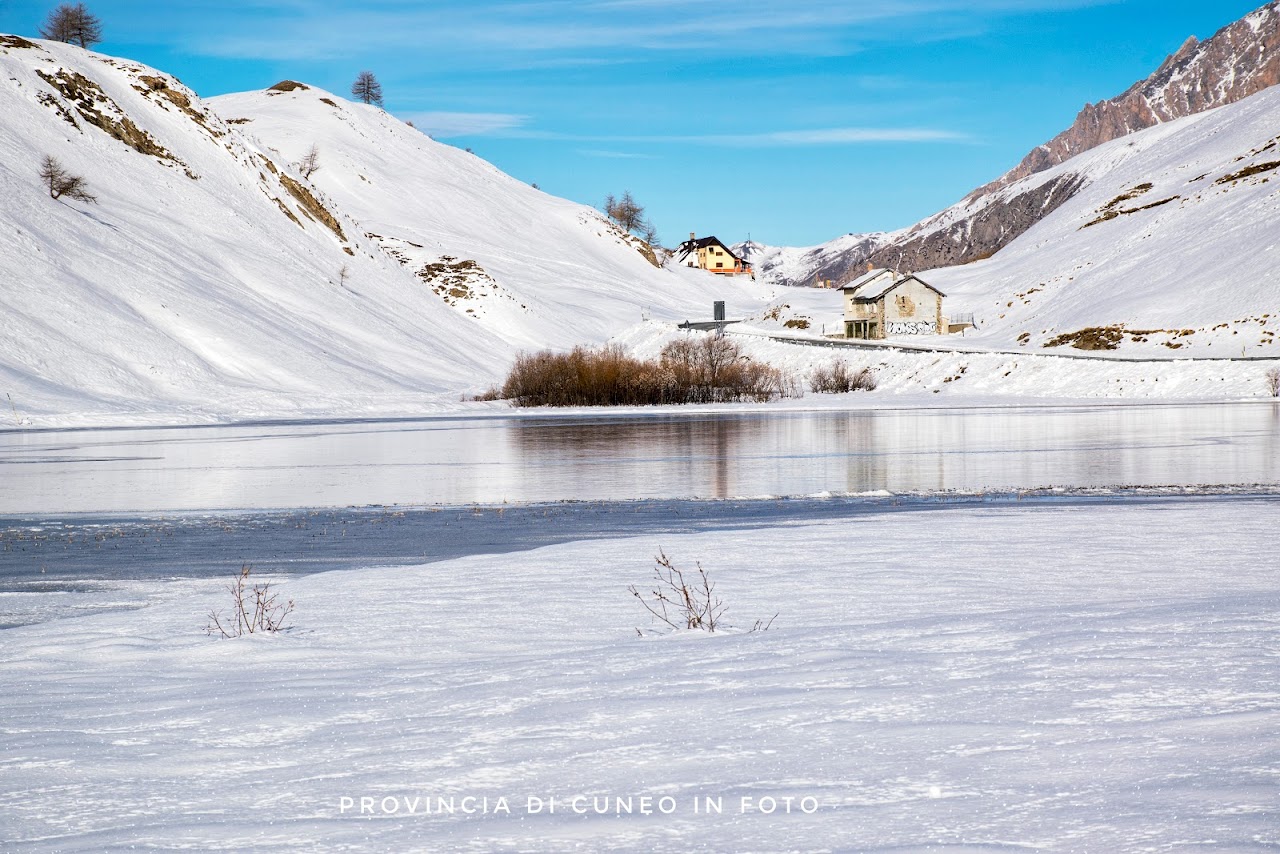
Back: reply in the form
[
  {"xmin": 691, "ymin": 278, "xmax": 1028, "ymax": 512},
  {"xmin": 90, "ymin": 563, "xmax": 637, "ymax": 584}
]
[
  {"xmin": 760, "ymin": 1, "xmax": 1280, "ymax": 287},
  {"xmin": 983, "ymin": 0, "xmax": 1280, "ymax": 194},
  {"xmin": 865, "ymin": 173, "xmax": 1086, "ymax": 273}
]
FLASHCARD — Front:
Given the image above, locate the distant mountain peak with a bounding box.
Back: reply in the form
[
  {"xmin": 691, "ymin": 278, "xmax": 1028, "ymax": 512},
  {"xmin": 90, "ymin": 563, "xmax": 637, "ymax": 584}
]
[{"xmin": 982, "ymin": 0, "xmax": 1280, "ymax": 196}]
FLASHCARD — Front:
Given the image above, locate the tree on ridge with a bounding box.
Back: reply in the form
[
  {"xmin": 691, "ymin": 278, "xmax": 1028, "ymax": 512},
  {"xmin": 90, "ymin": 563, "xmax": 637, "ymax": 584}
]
[{"xmin": 350, "ymin": 71, "xmax": 383, "ymax": 107}]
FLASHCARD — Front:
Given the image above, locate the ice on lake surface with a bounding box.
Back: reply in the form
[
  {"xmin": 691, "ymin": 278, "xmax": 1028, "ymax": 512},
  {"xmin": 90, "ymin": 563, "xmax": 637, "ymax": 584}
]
[
  {"xmin": 3, "ymin": 402, "xmax": 1279, "ymax": 514},
  {"xmin": 3, "ymin": 403, "xmax": 1279, "ymax": 627}
]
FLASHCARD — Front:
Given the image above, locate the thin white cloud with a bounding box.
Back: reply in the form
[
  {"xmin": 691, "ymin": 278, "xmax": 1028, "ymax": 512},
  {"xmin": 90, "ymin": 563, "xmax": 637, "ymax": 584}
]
[
  {"xmin": 507, "ymin": 127, "xmax": 970, "ymax": 146},
  {"xmin": 184, "ymin": 0, "xmax": 1114, "ymax": 62},
  {"xmin": 723, "ymin": 127, "xmax": 968, "ymax": 145},
  {"xmin": 400, "ymin": 111, "xmax": 529, "ymax": 137},
  {"xmin": 577, "ymin": 149, "xmax": 660, "ymax": 159}
]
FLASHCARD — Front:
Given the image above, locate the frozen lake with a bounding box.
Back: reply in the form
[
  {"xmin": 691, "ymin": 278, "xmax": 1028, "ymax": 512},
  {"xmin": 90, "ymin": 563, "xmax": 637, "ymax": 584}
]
[
  {"xmin": 3, "ymin": 402, "xmax": 1278, "ymax": 627},
  {"xmin": 3, "ymin": 402, "xmax": 1279, "ymax": 514}
]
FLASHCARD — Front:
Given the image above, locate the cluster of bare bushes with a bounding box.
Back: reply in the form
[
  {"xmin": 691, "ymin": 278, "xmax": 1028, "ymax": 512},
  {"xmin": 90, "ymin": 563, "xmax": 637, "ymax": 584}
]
[
  {"xmin": 497, "ymin": 336, "xmax": 789, "ymax": 407},
  {"xmin": 808, "ymin": 359, "xmax": 876, "ymax": 393}
]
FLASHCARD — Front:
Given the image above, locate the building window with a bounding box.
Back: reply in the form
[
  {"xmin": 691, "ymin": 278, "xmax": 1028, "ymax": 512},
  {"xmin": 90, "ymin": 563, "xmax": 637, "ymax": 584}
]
[{"xmin": 715, "ymin": 262, "xmax": 724, "ymax": 268}]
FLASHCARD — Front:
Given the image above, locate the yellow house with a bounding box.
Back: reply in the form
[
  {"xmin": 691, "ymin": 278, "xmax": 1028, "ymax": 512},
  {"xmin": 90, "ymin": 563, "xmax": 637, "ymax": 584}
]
[
  {"xmin": 674, "ymin": 234, "xmax": 753, "ymax": 277},
  {"xmin": 842, "ymin": 268, "xmax": 946, "ymax": 339}
]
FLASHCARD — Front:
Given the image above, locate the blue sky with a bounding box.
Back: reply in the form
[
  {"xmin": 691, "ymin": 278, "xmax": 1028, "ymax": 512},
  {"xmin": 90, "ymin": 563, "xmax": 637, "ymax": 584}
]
[{"xmin": 2, "ymin": 0, "xmax": 1268, "ymax": 245}]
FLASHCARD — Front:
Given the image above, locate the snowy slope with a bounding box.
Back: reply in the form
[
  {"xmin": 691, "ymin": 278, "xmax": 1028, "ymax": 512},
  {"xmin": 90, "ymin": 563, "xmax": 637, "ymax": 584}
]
[
  {"xmin": 0, "ymin": 39, "xmax": 770, "ymax": 426},
  {"xmin": 925, "ymin": 86, "xmax": 1280, "ymax": 356},
  {"xmin": 210, "ymin": 85, "xmax": 770, "ymax": 350},
  {"xmin": 3, "ymin": 499, "xmax": 1279, "ymax": 849},
  {"xmin": 0, "ymin": 37, "xmax": 513, "ymax": 424}
]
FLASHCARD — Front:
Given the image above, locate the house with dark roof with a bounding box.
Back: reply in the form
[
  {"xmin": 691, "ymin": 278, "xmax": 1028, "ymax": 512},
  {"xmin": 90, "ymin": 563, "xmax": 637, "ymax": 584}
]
[
  {"xmin": 673, "ymin": 234, "xmax": 753, "ymax": 277},
  {"xmin": 842, "ymin": 268, "xmax": 947, "ymax": 339}
]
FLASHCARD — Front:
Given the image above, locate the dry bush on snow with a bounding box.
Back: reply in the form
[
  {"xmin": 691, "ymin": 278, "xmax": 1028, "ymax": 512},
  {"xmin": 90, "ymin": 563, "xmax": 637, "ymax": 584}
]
[
  {"xmin": 499, "ymin": 336, "xmax": 787, "ymax": 407},
  {"xmin": 629, "ymin": 550, "xmax": 725, "ymax": 632},
  {"xmin": 629, "ymin": 550, "xmax": 776, "ymax": 634},
  {"xmin": 206, "ymin": 565, "xmax": 294, "ymax": 638},
  {"xmin": 1267, "ymin": 367, "xmax": 1280, "ymax": 398},
  {"xmin": 809, "ymin": 359, "xmax": 876, "ymax": 393}
]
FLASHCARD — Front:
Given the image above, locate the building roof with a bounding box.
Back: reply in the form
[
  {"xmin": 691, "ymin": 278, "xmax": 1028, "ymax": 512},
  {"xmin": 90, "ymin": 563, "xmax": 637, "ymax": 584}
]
[
  {"xmin": 675, "ymin": 235, "xmax": 746, "ymax": 264},
  {"xmin": 843, "ymin": 270, "xmax": 945, "ymax": 301}
]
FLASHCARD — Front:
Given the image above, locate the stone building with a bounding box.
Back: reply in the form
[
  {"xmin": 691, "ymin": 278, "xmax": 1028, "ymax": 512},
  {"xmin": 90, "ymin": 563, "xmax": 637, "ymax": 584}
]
[{"xmin": 842, "ymin": 268, "xmax": 946, "ymax": 340}]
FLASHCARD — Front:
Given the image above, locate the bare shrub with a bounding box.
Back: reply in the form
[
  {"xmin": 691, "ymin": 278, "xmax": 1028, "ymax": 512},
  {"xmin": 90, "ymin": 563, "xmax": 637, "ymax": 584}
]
[
  {"xmin": 39, "ymin": 154, "xmax": 97, "ymax": 203},
  {"xmin": 659, "ymin": 335, "xmax": 784, "ymax": 403},
  {"xmin": 630, "ymin": 550, "xmax": 725, "ymax": 632},
  {"xmin": 630, "ymin": 550, "xmax": 776, "ymax": 634},
  {"xmin": 809, "ymin": 359, "xmax": 876, "ymax": 393},
  {"xmin": 40, "ymin": 2, "xmax": 102, "ymax": 48},
  {"xmin": 1267, "ymin": 367, "xmax": 1280, "ymax": 398},
  {"xmin": 206, "ymin": 565, "xmax": 294, "ymax": 638},
  {"xmin": 501, "ymin": 344, "xmax": 669, "ymax": 407},
  {"xmin": 499, "ymin": 336, "xmax": 785, "ymax": 407}
]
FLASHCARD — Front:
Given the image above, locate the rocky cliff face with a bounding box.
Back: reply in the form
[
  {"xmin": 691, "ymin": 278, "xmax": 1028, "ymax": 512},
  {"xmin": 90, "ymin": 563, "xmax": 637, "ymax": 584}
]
[
  {"xmin": 768, "ymin": 1, "xmax": 1280, "ymax": 287},
  {"xmin": 861, "ymin": 173, "xmax": 1086, "ymax": 274},
  {"xmin": 981, "ymin": 0, "xmax": 1280, "ymax": 195}
]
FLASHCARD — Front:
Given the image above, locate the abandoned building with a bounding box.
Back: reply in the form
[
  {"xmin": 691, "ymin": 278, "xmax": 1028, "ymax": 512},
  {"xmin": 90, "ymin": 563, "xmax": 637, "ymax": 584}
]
[{"xmin": 842, "ymin": 268, "xmax": 953, "ymax": 339}]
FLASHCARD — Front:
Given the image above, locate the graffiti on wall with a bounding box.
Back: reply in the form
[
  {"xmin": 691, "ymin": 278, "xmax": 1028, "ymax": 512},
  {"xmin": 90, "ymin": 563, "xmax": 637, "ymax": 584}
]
[{"xmin": 887, "ymin": 321, "xmax": 937, "ymax": 336}]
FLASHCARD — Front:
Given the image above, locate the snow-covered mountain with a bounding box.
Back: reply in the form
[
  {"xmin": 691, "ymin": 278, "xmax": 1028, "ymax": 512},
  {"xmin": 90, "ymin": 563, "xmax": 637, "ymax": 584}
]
[
  {"xmin": 210, "ymin": 84, "xmax": 755, "ymax": 351},
  {"xmin": 924, "ymin": 85, "xmax": 1280, "ymax": 356},
  {"xmin": 757, "ymin": 1, "xmax": 1280, "ymax": 287},
  {"xmin": 0, "ymin": 37, "xmax": 760, "ymax": 424},
  {"xmin": 734, "ymin": 233, "xmax": 895, "ymax": 290},
  {"xmin": 988, "ymin": 0, "xmax": 1280, "ymax": 193}
]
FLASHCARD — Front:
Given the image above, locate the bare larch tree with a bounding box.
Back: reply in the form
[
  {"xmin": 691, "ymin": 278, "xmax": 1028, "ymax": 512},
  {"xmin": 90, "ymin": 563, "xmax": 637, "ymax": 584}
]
[
  {"xmin": 604, "ymin": 190, "xmax": 658, "ymax": 244},
  {"xmin": 39, "ymin": 155, "xmax": 97, "ymax": 203},
  {"xmin": 350, "ymin": 71, "xmax": 383, "ymax": 107},
  {"xmin": 298, "ymin": 144, "xmax": 321, "ymax": 179},
  {"xmin": 39, "ymin": 3, "xmax": 103, "ymax": 48}
]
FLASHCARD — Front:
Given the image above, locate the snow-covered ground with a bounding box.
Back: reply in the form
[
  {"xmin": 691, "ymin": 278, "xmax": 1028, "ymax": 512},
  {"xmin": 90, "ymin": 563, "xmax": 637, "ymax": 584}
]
[
  {"xmin": 2, "ymin": 497, "xmax": 1278, "ymax": 850},
  {"xmin": 619, "ymin": 323, "xmax": 1280, "ymax": 402}
]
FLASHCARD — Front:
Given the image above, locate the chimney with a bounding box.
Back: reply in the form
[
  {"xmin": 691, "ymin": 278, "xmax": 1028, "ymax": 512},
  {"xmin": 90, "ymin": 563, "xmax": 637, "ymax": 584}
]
[{"xmin": 690, "ymin": 232, "xmax": 696, "ymax": 241}]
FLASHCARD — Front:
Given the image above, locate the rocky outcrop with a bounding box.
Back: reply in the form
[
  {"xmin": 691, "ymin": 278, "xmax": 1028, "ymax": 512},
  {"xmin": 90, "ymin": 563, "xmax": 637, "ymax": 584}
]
[
  {"xmin": 974, "ymin": 1, "xmax": 1280, "ymax": 197},
  {"xmin": 864, "ymin": 173, "xmax": 1086, "ymax": 273}
]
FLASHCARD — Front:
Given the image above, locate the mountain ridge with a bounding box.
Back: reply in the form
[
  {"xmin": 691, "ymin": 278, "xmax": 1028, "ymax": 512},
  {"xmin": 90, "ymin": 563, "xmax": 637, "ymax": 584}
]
[{"xmin": 751, "ymin": 1, "xmax": 1280, "ymax": 288}]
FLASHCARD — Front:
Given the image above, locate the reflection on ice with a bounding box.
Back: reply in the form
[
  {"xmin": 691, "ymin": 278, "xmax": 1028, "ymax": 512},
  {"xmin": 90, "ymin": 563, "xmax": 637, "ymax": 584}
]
[{"xmin": 1, "ymin": 403, "xmax": 1278, "ymax": 514}]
